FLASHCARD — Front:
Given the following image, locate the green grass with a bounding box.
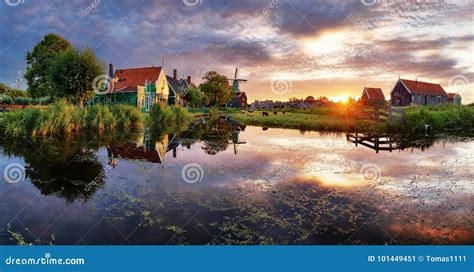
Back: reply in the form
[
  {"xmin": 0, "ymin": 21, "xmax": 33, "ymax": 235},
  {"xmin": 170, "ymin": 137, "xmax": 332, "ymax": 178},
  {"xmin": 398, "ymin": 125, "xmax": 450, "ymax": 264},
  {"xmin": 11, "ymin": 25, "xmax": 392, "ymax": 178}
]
[
  {"xmin": 146, "ymin": 103, "xmax": 192, "ymax": 138},
  {"xmin": 386, "ymin": 105, "xmax": 474, "ymax": 133},
  {"xmin": 0, "ymin": 100, "xmax": 143, "ymax": 137},
  {"xmin": 229, "ymin": 111, "xmax": 381, "ymax": 132}
]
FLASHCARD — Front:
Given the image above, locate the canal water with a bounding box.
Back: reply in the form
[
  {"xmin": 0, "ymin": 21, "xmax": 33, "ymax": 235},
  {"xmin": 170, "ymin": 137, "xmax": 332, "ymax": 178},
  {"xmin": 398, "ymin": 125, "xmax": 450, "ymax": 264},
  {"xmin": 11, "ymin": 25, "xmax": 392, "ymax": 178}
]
[{"xmin": 0, "ymin": 120, "xmax": 473, "ymax": 245}]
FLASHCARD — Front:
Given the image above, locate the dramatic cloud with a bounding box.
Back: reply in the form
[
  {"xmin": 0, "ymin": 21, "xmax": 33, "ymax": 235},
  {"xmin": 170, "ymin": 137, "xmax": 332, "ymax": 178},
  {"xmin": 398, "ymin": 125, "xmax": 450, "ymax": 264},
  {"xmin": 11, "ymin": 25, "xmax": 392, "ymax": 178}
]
[{"xmin": 0, "ymin": 0, "xmax": 472, "ymax": 102}]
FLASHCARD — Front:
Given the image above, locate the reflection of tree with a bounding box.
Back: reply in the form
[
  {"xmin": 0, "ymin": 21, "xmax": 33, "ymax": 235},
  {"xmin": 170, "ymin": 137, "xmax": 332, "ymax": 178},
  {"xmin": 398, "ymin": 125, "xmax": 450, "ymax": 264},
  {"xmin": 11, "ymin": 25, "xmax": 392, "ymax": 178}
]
[
  {"xmin": 0, "ymin": 133, "xmax": 137, "ymax": 203},
  {"xmin": 26, "ymin": 149, "xmax": 104, "ymax": 203},
  {"xmin": 180, "ymin": 119, "xmax": 234, "ymax": 155}
]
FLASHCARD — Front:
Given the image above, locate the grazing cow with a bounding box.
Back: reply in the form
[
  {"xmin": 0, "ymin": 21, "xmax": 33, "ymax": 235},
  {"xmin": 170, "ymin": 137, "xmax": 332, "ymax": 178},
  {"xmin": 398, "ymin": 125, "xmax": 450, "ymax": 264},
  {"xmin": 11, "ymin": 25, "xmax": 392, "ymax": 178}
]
[
  {"xmin": 282, "ymin": 110, "xmax": 286, "ymax": 115},
  {"xmin": 273, "ymin": 111, "xmax": 278, "ymax": 115},
  {"xmin": 262, "ymin": 111, "xmax": 269, "ymax": 117}
]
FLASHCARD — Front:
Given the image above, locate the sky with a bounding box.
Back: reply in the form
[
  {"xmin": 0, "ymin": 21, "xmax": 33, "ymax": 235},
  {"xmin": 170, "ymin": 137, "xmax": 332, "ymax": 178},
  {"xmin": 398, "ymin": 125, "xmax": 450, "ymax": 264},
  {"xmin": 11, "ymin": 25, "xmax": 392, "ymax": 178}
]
[{"xmin": 0, "ymin": 0, "xmax": 473, "ymax": 103}]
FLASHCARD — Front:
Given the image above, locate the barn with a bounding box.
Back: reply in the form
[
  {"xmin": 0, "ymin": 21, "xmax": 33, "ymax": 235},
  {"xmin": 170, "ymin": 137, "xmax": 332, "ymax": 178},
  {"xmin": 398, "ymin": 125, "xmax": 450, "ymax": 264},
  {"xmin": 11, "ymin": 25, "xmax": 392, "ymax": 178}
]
[
  {"xmin": 390, "ymin": 79, "xmax": 449, "ymax": 107},
  {"xmin": 360, "ymin": 87, "xmax": 385, "ymax": 106}
]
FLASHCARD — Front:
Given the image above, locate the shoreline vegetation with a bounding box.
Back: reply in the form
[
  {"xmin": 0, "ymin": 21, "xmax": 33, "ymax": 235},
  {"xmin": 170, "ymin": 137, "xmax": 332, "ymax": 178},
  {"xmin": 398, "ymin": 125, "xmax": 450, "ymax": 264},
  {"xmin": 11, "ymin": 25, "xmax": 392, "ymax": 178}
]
[{"xmin": 227, "ymin": 105, "xmax": 474, "ymax": 134}]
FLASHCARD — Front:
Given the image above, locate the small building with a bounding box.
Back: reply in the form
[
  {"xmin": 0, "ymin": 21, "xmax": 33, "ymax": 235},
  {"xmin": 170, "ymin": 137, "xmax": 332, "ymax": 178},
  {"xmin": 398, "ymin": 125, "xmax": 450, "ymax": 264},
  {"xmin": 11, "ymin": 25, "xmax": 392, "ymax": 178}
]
[
  {"xmin": 447, "ymin": 93, "xmax": 462, "ymax": 105},
  {"xmin": 391, "ymin": 79, "xmax": 449, "ymax": 107},
  {"xmin": 91, "ymin": 64, "xmax": 169, "ymax": 112},
  {"xmin": 167, "ymin": 69, "xmax": 193, "ymax": 106},
  {"xmin": 361, "ymin": 87, "xmax": 385, "ymax": 106}
]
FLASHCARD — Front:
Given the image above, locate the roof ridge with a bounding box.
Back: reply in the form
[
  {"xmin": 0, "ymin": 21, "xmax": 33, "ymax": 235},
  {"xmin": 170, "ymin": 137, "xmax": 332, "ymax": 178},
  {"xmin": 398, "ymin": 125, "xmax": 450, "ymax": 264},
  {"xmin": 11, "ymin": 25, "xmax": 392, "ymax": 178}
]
[{"xmin": 116, "ymin": 66, "xmax": 162, "ymax": 71}]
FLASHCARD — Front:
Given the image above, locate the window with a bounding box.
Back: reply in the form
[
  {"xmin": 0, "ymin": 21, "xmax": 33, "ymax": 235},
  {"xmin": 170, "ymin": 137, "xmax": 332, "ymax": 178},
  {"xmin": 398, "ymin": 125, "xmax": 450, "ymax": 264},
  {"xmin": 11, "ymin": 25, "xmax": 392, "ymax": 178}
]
[
  {"xmin": 417, "ymin": 95, "xmax": 422, "ymax": 103},
  {"xmin": 393, "ymin": 91, "xmax": 399, "ymax": 97}
]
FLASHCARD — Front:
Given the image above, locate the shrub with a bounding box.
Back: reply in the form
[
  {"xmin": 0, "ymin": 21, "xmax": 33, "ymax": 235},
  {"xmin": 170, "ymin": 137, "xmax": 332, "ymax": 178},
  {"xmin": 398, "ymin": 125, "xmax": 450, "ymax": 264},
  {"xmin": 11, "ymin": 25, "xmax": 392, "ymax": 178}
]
[
  {"xmin": 147, "ymin": 103, "xmax": 191, "ymax": 138},
  {"xmin": 0, "ymin": 94, "xmax": 13, "ymax": 105},
  {"xmin": 387, "ymin": 105, "xmax": 474, "ymax": 133},
  {"xmin": 82, "ymin": 105, "xmax": 115, "ymax": 132},
  {"xmin": 110, "ymin": 104, "xmax": 141, "ymax": 129},
  {"xmin": 0, "ymin": 100, "xmax": 143, "ymax": 137},
  {"xmin": 14, "ymin": 97, "xmax": 33, "ymax": 105}
]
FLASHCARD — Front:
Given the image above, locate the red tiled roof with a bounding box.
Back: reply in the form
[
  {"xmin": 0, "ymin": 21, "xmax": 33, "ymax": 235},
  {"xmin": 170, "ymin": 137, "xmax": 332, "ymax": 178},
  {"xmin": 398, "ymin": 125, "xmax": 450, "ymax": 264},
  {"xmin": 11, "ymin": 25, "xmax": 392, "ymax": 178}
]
[
  {"xmin": 447, "ymin": 93, "xmax": 457, "ymax": 98},
  {"xmin": 111, "ymin": 66, "xmax": 162, "ymax": 93},
  {"xmin": 364, "ymin": 87, "xmax": 385, "ymax": 100},
  {"xmin": 400, "ymin": 79, "xmax": 447, "ymax": 96}
]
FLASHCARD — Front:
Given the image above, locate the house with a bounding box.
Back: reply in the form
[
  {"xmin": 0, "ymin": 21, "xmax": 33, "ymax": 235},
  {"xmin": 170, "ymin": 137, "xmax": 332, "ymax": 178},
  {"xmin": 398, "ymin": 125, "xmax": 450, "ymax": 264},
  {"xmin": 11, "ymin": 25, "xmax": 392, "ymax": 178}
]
[
  {"xmin": 167, "ymin": 69, "xmax": 196, "ymax": 106},
  {"xmin": 93, "ymin": 64, "xmax": 169, "ymax": 112},
  {"xmin": 227, "ymin": 68, "xmax": 248, "ymax": 108},
  {"xmin": 360, "ymin": 87, "xmax": 386, "ymax": 106},
  {"xmin": 447, "ymin": 93, "xmax": 462, "ymax": 105},
  {"xmin": 391, "ymin": 79, "xmax": 449, "ymax": 107}
]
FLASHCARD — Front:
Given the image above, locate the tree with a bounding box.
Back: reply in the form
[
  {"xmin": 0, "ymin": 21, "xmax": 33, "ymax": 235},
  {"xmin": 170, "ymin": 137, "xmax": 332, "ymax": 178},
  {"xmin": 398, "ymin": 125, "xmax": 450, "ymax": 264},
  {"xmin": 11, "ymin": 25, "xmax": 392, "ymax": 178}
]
[
  {"xmin": 24, "ymin": 34, "xmax": 72, "ymax": 98},
  {"xmin": 200, "ymin": 71, "xmax": 231, "ymax": 107},
  {"xmin": 185, "ymin": 87, "xmax": 205, "ymax": 108},
  {"xmin": 304, "ymin": 96, "xmax": 315, "ymax": 103},
  {"xmin": 48, "ymin": 48, "xmax": 104, "ymax": 108}
]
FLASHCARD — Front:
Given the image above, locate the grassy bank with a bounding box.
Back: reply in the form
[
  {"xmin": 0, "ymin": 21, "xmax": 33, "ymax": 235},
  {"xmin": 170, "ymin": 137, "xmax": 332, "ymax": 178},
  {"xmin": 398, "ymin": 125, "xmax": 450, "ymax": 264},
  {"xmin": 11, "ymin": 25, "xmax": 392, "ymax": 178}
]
[
  {"xmin": 0, "ymin": 100, "xmax": 142, "ymax": 137},
  {"xmin": 387, "ymin": 105, "xmax": 474, "ymax": 133},
  {"xmin": 146, "ymin": 103, "xmax": 192, "ymax": 138},
  {"xmin": 229, "ymin": 110, "xmax": 382, "ymax": 132}
]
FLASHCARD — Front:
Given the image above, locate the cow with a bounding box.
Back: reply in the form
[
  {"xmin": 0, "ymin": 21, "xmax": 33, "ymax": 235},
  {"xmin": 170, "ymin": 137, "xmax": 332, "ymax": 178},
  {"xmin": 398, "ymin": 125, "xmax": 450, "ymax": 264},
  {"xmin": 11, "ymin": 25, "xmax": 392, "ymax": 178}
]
[
  {"xmin": 262, "ymin": 111, "xmax": 269, "ymax": 117},
  {"xmin": 282, "ymin": 110, "xmax": 286, "ymax": 115},
  {"xmin": 273, "ymin": 111, "xmax": 278, "ymax": 115}
]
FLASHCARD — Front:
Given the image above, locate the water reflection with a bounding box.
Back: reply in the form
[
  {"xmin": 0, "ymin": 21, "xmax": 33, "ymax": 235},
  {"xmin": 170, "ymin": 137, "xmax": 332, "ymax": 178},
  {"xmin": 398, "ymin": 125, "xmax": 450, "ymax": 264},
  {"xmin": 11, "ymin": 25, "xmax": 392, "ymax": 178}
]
[
  {"xmin": 0, "ymin": 122, "xmax": 472, "ymax": 245},
  {"xmin": 346, "ymin": 133, "xmax": 437, "ymax": 153}
]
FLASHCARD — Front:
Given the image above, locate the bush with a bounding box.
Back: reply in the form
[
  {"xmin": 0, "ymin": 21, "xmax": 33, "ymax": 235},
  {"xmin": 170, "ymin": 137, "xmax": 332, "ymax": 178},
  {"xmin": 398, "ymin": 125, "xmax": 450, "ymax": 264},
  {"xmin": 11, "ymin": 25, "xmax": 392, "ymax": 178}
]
[
  {"xmin": 0, "ymin": 94, "xmax": 13, "ymax": 105},
  {"xmin": 147, "ymin": 103, "xmax": 191, "ymax": 138},
  {"xmin": 0, "ymin": 100, "xmax": 143, "ymax": 137},
  {"xmin": 14, "ymin": 97, "xmax": 33, "ymax": 105},
  {"xmin": 110, "ymin": 104, "xmax": 141, "ymax": 129},
  {"xmin": 387, "ymin": 105, "xmax": 474, "ymax": 133}
]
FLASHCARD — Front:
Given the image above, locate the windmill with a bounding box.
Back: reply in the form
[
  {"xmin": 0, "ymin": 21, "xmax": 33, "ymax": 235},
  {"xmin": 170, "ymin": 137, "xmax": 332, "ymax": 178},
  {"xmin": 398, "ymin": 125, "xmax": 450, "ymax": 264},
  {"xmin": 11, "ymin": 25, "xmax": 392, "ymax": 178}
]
[{"xmin": 229, "ymin": 68, "xmax": 247, "ymax": 93}]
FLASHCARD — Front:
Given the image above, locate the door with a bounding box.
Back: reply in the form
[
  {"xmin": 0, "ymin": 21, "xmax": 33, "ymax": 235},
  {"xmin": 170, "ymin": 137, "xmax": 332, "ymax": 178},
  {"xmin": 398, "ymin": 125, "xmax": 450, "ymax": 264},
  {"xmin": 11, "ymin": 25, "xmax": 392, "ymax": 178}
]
[{"xmin": 146, "ymin": 93, "xmax": 152, "ymax": 112}]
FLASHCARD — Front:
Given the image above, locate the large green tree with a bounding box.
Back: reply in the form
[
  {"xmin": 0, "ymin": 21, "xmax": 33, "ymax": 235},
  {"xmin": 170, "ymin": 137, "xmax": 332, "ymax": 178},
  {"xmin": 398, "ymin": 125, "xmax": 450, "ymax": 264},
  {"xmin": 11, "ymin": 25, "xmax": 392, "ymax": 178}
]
[
  {"xmin": 24, "ymin": 34, "xmax": 72, "ymax": 97},
  {"xmin": 48, "ymin": 48, "xmax": 104, "ymax": 108},
  {"xmin": 185, "ymin": 87, "xmax": 206, "ymax": 108},
  {"xmin": 200, "ymin": 71, "xmax": 231, "ymax": 107}
]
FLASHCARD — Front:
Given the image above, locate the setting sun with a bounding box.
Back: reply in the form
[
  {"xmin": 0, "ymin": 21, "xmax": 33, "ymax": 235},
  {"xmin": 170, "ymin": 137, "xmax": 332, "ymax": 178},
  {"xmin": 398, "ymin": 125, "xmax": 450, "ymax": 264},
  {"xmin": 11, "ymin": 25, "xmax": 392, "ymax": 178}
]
[{"xmin": 329, "ymin": 95, "xmax": 350, "ymax": 103}]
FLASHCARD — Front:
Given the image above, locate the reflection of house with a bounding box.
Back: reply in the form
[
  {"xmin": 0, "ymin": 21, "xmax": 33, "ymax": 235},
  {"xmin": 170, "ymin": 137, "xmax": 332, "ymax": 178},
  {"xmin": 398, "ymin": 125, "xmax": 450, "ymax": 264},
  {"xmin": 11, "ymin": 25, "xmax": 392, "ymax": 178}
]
[
  {"xmin": 167, "ymin": 69, "xmax": 195, "ymax": 106},
  {"xmin": 94, "ymin": 64, "xmax": 169, "ymax": 112},
  {"xmin": 391, "ymin": 79, "xmax": 449, "ymax": 107},
  {"xmin": 361, "ymin": 87, "xmax": 385, "ymax": 106},
  {"xmin": 447, "ymin": 93, "xmax": 462, "ymax": 105},
  {"xmin": 227, "ymin": 68, "xmax": 248, "ymax": 108},
  {"xmin": 108, "ymin": 134, "xmax": 170, "ymax": 164}
]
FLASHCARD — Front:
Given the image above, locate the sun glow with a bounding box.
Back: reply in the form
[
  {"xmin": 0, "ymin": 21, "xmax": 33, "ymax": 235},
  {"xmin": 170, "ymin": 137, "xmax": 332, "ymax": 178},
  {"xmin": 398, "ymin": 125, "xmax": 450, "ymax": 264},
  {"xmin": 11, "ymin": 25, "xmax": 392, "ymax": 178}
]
[{"xmin": 329, "ymin": 95, "xmax": 349, "ymax": 103}]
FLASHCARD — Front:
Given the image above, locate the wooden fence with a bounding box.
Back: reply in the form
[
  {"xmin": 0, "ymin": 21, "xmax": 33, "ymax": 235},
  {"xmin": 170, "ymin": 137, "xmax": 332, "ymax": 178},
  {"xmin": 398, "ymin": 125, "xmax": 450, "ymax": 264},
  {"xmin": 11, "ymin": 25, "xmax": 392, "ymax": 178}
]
[{"xmin": 364, "ymin": 106, "xmax": 406, "ymax": 122}]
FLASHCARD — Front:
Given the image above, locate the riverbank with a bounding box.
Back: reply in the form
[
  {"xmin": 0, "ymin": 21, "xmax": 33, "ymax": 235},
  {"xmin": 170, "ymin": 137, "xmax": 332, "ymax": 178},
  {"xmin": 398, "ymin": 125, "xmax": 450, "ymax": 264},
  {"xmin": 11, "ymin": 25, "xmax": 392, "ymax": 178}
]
[
  {"xmin": 228, "ymin": 105, "xmax": 474, "ymax": 134},
  {"xmin": 228, "ymin": 110, "xmax": 383, "ymax": 132}
]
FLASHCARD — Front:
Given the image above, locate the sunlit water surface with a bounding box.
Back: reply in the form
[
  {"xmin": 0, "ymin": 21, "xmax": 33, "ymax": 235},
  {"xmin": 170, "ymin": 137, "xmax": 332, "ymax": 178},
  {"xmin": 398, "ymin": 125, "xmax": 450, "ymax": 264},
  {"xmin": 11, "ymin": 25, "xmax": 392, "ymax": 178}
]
[{"xmin": 0, "ymin": 125, "xmax": 472, "ymax": 245}]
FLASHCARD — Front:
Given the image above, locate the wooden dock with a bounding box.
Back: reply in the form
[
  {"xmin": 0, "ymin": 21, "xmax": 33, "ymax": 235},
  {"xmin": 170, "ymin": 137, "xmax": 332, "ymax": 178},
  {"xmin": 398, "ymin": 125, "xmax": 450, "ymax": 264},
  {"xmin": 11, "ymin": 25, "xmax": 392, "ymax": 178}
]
[{"xmin": 346, "ymin": 133, "xmax": 401, "ymax": 153}]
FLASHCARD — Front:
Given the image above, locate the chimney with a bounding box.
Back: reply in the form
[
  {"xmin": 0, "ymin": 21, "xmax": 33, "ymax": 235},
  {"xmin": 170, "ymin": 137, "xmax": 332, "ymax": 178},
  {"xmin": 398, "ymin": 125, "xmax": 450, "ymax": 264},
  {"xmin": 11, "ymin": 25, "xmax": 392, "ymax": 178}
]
[
  {"xmin": 108, "ymin": 63, "xmax": 114, "ymax": 79},
  {"xmin": 173, "ymin": 69, "xmax": 177, "ymax": 80},
  {"xmin": 187, "ymin": 76, "xmax": 191, "ymax": 84}
]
